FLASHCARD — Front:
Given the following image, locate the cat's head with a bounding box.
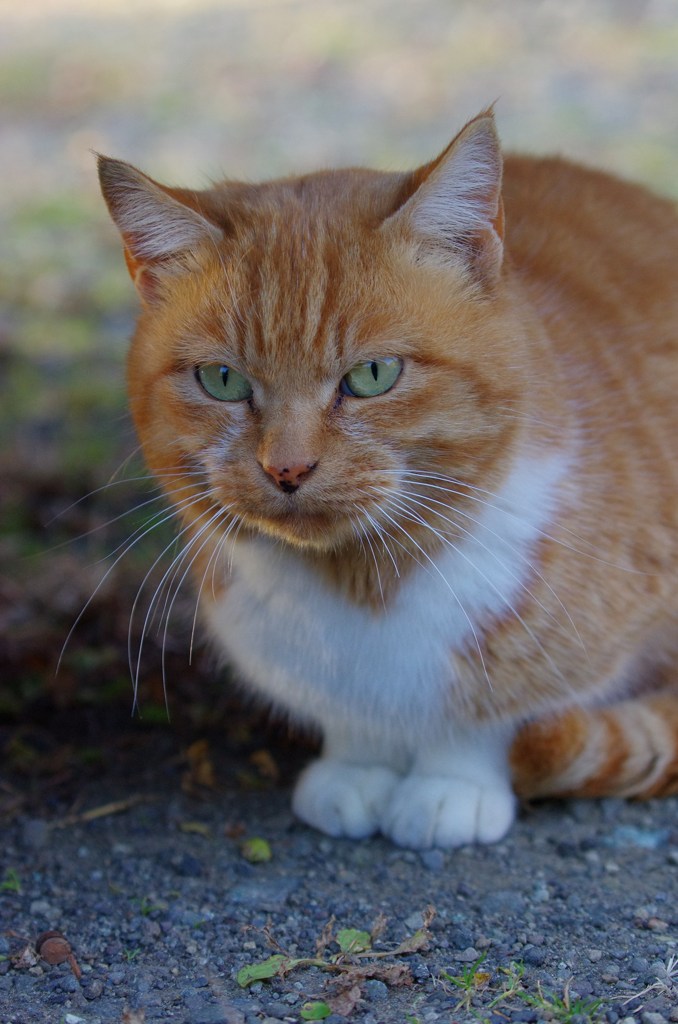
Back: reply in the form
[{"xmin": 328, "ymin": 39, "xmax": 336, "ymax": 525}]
[{"xmin": 98, "ymin": 111, "xmax": 526, "ymax": 558}]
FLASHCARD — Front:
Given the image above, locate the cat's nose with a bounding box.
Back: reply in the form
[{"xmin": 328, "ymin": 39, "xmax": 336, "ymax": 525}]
[{"xmin": 260, "ymin": 460, "xmax": 318, "ymax": 494}]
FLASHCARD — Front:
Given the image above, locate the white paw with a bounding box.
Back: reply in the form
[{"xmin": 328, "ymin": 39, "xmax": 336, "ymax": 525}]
[
  {"xmin": 292, "ymin": 759, "xmax": 399, "ymax": 839},
  {"xmin": 381, "ymin": 774, "xmax": 516, "ymax": 849}
]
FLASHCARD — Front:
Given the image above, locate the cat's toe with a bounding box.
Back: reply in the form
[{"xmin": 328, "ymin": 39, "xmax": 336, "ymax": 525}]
[
  {"xmin": 381, "ymin": 775, "xmax": 515, "ymax": 849},
  {"xmin": 292, "ymin": 759, "xmax": 399, "ymax": 839}
]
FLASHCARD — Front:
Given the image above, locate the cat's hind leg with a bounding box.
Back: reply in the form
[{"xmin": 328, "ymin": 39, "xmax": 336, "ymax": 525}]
[
  {"xmin": 380, "ymin": 723, "xmax": 516, "ymax": 849},
  {"xmin": 291, "ymin": 725, "xmax": 406, "ymax": 839}
]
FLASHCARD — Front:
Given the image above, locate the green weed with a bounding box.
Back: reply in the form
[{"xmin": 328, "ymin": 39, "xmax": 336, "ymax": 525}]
[
  {"xmin": 0, "ymin": 868, "xmax": 21, "ymax": 894},
  {"xmin": 518, "ymin": 981, "xmax": 602, "ymax": 1024},
  {"xmin": 440, "ymin": 953, "xmax": 491, "ymax": 1011}
]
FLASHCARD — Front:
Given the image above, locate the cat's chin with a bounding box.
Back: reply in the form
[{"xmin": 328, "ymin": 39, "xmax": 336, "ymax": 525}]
[{"xmin": 251, "ymin": 512, "xmax": 353, "ymax": 552}]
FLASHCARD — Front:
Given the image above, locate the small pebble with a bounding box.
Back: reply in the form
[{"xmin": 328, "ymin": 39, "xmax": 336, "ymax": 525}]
[
  {"xmin": 364, "ymin": 979, "xmax": 389, "ymax": 1001},
  {"xmin": 29, "ymin": 899, "xmax": 54, "ymax": 917},
  {"xmin": 447, "ymin": 926, "xmax": 474, "ymax": 949},
  {"xmin": 522, "ymin": 945, "xmax": 546, "ymax": 966},
  {"xmin": 480, "ymin": 890, "xmax": 525, "ymax": 915},
  {"xmin": 606, "ymin": 826, "xmax": 670, "ymax": 850},
  {"xmin": 59, "ymin": 975, "xmax": 80, "ymax": 994},
  {"xmin": 405, "ymin": 911, "xmax": 426, "ymax": 930},
  {"xmin": 419, "ymin": 848, "xmax": 445, "ymax": 871},
  {"xmin": 21, "ymin": 818, "xmax": 49, "ymax": 850},
  {"xmin": 83, "ymin": 979, "xmax": 104, "ymax": 1000},
  {"xmin": 454, "ymin": 947, "xmax": 480, "ymax": 963}
]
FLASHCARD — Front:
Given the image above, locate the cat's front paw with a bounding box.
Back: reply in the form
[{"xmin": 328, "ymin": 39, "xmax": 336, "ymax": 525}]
[
  {"xmin": 381, "ymin": 774, "xmax": 516, "ymax": 849},
  {"xmin": 292, "ymin": 759, "xmax": 399, "ymax": 839}
]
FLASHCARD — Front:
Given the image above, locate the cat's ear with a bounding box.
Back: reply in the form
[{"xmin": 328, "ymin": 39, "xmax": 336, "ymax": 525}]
[
  {"xmin": 97, "ymin": 156, "xmax": 223, "ymax": 304},
  {"xmin": 386, "ymin": 110, "xmax": 504, "ymax": 285}
]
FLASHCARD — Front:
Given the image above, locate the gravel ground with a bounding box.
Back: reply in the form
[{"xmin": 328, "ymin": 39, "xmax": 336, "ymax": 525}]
[{"xmin": 1, "ymin": 710, "xmax": 677, "ymax": 1024}]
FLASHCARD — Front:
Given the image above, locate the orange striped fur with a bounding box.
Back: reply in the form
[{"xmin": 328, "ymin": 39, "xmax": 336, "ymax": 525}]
[
  {"xmin": 511, "ymin": 693, "xmax": 678, "ymax": 800},
  {"xmin": 98, "ymin": 110, "xmax": 678, "ymax": 846}
]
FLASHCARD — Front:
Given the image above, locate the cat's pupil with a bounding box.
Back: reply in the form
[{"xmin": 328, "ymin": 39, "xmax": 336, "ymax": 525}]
[
  {"xmin": 220, "ymin": 367, "xmax": 229, "ymax": 385},
  {"xmin": 370, "ymin": 361, "xmax": 378, "ymax": 381}
]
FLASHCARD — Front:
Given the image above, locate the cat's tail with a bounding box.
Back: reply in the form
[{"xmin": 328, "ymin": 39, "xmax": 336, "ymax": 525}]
[{"xmin": 510, "ymin": 693, "xmax": 678, "ymax": 800}]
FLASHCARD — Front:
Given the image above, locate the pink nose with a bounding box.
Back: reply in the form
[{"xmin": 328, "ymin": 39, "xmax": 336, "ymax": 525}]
[{"xmin": 261, "ymin": 460, "xmax": 318, "ymax": 493}]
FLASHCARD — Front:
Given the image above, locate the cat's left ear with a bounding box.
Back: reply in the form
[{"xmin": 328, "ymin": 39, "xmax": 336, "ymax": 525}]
[
  {"xmin": 97, "ymin": 156, "xmax": 223, "ymax": 304},
  {"xmin": 386, "ymin": 110, "xmax": 505, "ymax": 286}
]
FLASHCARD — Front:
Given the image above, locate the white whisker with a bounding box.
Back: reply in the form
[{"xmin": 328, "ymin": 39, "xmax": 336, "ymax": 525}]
[
  {"xmin": 57, "ymin": 489, "xmax": 210, "ymax": 677},
  {"xmin": 390, "ymin": 469, "xmax": 648, "ymax": 575},
  {"xmin": 378, "ymin": 489, "xmax": 571, "ymax": 688},
  {"xmin": 350, "ymin": 506, "xmax": 385, "ymax": 608},
  {"xmin": 353, "ymin": 500, "xmax": 401, "ymax": 580},
  {"xmin": 158, "ymin": 505, "xmax": 236, "ymax": 706},
  {"xmin": 395, "ymin": 482, "xmax": 586, "ymax": 655},
  {"xmin": 188, "ymin": 508, "xmax": 241, "ymax": 664},
  {"xmin": 130, "ymin": 498, "xmax": 225, "ymax": 712},
  {"xmin": 369, "ymin": 497, "xmax": 494, "ymax": 692}
]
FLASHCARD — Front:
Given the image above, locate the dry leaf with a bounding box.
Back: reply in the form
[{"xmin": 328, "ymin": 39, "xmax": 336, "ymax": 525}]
[
  {"xmin": 328, "ymin": 983, "xmax": 363, "ymax": 1016},
  {"xmin": 249, "ymin": 749, "xmax": 280, "ymax": 782},
  {"xmin": 121, "ymin": 1009, "xmax": 146, "ymax": 1024},
  {"xmin": 315, "ymin": 916, "xmax": 336, "ymax": 959},
  {"xmin": 182, "ymin": 739, "xmax": 215, "ymax": 791},
  {"xmin": 224, "ymin": 821, "xmax": 247, "ymax": 839},
  {"xmin": 13, "ymin": 944, "xmax": 39, "ymax": 971},
  {"xmin": 359, "ymin": 961, "xmax": 412, "ymax": 986},
  {"xmin": 55, "ymin": 795, "xmax": 149, "ymax": 828},
  {"xmin": 178, "ymin": 820, "xmax": 212, "ymax": 837},
  {"xmin": 370, "ymin": 911, "xmax": 388, "ymax": 943},
  {"xmin": 392, "ymin": 928, "xmax": 430, "ymax": 956},
  {"xmin": 422, "ymin": 905, "xmax": 436, "ymax": 927}
]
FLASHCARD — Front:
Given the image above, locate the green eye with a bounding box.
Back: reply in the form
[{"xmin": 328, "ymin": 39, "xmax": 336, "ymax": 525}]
[
  {"xmin": 196, "ymin": 363, "xmax": 253, "ymax": 402},
  {"xmin": 341, "ymin": 357, "xmax": 403, "ymax": 398}
]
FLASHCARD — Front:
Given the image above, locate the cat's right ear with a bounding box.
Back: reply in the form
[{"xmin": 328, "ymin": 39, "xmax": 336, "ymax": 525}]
[
  {"xmin": 97, "ymin": 156, "xmax": 223, "ymax": 304},
  {"xmin": 384, "ymin": 111, "xmax": 504, "ymax": 287}
]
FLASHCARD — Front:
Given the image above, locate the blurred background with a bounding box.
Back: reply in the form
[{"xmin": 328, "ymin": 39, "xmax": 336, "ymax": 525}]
[{"xmin": 2, "ymin": 0, "xmax": 678, "ymax": 760}]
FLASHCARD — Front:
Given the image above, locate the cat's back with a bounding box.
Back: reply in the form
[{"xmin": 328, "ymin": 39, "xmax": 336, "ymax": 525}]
[
  {"xmin": 501, "ymin": 153, "xmax": 678, "ymax": 599},
  {"xmin": 503, "ymin": 153, "xmax": 678, "ymax": 314},
  {"xmin": 502, "ymin": 152, "xmax": 678, "ymax": 402}
]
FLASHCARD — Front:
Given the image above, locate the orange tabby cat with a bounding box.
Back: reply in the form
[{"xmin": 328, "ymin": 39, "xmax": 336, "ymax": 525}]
[{"xmin": 98, "ymin": 110, "xmax": 678, "ymax": 848}]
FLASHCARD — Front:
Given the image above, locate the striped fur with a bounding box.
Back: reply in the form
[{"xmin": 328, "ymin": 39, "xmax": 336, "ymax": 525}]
[
  {"xmin": 98, "ymin": 111, "xmax": 678, "ymax": 846},
  {"xmin": 512, "ymin": 695, "xmax": 678, "ymax": 801}
]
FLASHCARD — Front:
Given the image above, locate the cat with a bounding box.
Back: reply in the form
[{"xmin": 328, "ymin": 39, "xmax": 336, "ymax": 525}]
[{"xmin": 97, "ymin": 109, "xmax": 678, "ymax": 849}]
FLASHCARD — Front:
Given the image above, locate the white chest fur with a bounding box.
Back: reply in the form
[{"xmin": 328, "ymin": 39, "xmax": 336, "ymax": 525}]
[{"xmin": 203, "ymin": 452, "xmax": 568, "ymax": 745}]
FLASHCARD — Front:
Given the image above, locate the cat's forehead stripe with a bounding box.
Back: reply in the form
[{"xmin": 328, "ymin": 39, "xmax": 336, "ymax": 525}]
[{"xmin": 221, "ymin": 217, "xmax": 353, "ymax": 370}]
